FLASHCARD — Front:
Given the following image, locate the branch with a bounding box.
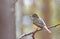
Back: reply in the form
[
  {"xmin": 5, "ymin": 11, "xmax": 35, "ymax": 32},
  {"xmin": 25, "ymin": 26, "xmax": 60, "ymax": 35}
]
[
  {"xmin": 19, "ymin": 24, "xmax": 60, "ymax": 39},
  {"xmin": 19, "ymin": 28, "xmax": 42, "ymax": 39},
  {"xmin": 48, "ymin": 24, "xmax": 60, "ymax": 29}
]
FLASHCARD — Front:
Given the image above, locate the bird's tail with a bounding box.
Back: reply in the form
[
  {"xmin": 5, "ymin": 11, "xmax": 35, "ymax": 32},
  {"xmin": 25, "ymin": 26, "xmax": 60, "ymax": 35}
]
[{"xmin": 44, "ymin": 26, "xmax": 51, "ymax": 33}]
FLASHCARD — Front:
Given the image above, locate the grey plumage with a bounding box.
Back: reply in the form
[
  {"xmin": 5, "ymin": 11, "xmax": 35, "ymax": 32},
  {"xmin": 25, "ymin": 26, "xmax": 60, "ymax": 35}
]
[
  {"xmin": 31, "ymin": 13, "xmax": 51, "ymax": 33},
  {"xmin": 32, "ymin": 13, "xmax": 45, "ymax": 28}
]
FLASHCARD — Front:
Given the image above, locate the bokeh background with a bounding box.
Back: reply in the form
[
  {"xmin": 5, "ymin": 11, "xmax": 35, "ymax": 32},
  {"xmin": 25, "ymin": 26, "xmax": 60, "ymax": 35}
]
[{"xmin": 15, "ymin": 0, "xmax": 60, "ymax": 39}]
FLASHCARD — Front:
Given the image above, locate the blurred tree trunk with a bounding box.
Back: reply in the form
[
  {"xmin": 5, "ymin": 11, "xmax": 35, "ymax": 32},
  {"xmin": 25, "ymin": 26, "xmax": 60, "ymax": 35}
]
[
  {"xmin": 15, "ymin": 0, "xmax": 24, "ymax": 39},
  {"xmin": 51, "ymin": 0, "xmax": 60, "ymax": 25},
  {"xmin": 41, "ymin": 0, "xmax": 51, "ymax": 39},
  {"xmin": 0, "ymin": 0, "xmax": 16, "ymax": 39}
]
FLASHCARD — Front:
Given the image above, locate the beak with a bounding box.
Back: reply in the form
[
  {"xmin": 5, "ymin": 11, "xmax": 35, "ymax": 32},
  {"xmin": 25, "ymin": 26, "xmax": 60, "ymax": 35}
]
[{"xmin": 44, "ymin": 26, "xmax": 51, "ymax": 33}]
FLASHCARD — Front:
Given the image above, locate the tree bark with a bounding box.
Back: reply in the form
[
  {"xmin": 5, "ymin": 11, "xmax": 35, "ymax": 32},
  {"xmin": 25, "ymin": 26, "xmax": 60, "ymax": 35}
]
[{"xmin": 0, "ymin": 0, "xmax": 16, "ymax": 39}]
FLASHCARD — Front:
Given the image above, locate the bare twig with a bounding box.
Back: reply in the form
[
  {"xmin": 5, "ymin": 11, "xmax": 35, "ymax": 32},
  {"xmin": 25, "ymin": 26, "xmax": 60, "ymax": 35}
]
[
  {"xmin": 32, "ymin": 32, "xmax": 35, "ymax": 39},
  {"xmin": 19, "ymin": 28, "xmax": 42, "ymax": 39},
  {"xmin": 19, "ymin": 24, "xmax": 60, "ymax": 39},
  {"xmin": 48, "ymin": 24, "xmax": 60, "ymax": 29}
]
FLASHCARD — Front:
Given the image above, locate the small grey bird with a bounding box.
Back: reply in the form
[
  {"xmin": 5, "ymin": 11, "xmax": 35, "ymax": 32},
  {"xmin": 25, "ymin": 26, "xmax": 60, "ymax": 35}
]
[{"xmin": 31, "ymin": 13, "xmax": 51, "ymax": 33}]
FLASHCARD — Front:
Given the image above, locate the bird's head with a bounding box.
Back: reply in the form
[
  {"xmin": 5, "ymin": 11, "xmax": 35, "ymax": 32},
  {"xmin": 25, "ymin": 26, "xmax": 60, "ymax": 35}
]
[{"xmin": 32, "ymin": 13, "xmax": 39, "ymax": 19}]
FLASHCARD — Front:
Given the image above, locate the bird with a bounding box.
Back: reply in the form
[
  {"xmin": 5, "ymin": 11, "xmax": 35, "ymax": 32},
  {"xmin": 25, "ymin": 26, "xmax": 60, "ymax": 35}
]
[{"xmin": 31, "ymin": 13, "xmax": 51, "ymax": 33}]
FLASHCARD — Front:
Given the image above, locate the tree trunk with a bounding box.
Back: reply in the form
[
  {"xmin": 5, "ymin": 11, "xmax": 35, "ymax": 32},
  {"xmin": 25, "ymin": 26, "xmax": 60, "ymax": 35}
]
[
  {"xmin": 41, "ymin": 0, "xmax": 51, "ymax": 39},
  {"xmin": 0, "ymin": 0, "xmax": 16, "ymax": 39}
]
